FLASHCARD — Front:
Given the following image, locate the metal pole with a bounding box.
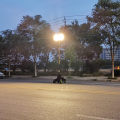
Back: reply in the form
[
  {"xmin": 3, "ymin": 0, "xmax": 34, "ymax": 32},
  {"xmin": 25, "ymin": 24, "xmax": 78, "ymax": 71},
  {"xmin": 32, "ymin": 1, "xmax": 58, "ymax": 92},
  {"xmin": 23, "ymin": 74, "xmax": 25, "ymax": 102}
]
[
  {"xmin": 9, "ymin": 58, "xmax": 10, "ymax": 76},
  {"xmin": 59, "ymin": 41, "xmax": 60, "ymax": 71},
  {"xmin": 64, "ymin": 17, "xmax": 66, "ymax": 71}
]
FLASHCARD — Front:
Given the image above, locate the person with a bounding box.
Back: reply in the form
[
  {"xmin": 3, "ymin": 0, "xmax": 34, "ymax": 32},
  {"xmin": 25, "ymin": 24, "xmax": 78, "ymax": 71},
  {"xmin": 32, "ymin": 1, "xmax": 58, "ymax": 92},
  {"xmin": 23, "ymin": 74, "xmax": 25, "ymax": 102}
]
[
  {"xmin": 53, "ymin": 70, "xmax": 66, "ymax": 83},
  {"xmin": 57, "ymin": 70, "xmax": 61, "ymax": 83}
]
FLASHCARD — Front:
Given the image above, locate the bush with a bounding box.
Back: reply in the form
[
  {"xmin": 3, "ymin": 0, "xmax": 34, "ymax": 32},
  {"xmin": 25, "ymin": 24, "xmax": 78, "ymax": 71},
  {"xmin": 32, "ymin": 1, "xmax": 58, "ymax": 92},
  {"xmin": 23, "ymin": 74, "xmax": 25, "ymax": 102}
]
[
  {"xmin": 93, "ymin": 71, "xmax": 103, "ymax": 76},
  {"xmin": 108, "ymin": 77, "xmax": 117, "ymax": 79},
  {"xmin": 83, "ymin": 59, "xmax": 106, "ymax": 74}
]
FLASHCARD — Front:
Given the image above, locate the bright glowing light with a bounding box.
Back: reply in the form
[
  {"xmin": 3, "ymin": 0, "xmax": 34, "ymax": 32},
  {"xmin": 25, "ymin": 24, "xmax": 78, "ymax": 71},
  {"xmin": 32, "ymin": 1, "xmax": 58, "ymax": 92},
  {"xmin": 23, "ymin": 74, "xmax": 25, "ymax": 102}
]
[
  {"xmin": 53, "ymin": 33, "xmax": 64, "ymax": 41},
  {"xmin": 59, "ymin": 34, "xmax": 64, "ymax": 41},
  {"xmin": 54, "ymin": 34, "xmax": 59, "ymax": 41}
]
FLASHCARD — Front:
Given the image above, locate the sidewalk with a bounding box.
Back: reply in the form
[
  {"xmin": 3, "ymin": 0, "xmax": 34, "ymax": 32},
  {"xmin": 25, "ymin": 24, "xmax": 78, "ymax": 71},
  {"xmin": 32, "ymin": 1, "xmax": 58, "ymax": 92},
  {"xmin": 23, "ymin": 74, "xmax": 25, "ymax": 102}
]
[
  {"xmin": 71, "ymin": 76, "xmax": 120, "ymax": 81},
  {"xmin": 10, "ymin": 75, "xmax": 120, "ymax": 81}
]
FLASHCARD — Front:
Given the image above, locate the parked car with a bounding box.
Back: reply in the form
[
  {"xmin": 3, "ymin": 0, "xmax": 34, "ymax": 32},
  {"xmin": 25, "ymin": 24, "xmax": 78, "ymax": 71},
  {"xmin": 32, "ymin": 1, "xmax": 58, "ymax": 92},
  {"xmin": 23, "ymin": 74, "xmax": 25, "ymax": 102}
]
[{"xmin": 0, "ymin": 72, "xmax": 5, "ymax": 78}]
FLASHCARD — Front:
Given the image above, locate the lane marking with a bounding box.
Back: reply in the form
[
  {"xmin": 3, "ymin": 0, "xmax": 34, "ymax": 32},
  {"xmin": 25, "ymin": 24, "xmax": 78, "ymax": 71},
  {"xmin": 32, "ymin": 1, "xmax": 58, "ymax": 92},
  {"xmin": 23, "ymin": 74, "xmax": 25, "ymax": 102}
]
[
  {"xmin": 76, "ymin": 114, "xmax": 117, "ymax": 120},
  {"xmin": 0, "ymin": 85, "xmax": 120, "ymax": 95}
]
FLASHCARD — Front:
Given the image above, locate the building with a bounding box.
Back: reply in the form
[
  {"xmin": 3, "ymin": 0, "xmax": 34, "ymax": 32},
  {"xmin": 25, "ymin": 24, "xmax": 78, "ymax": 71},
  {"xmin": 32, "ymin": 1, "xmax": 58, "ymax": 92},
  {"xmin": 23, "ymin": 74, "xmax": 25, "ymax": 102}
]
[{"xmin": 100, "ymin": 47, "xmax": 120, "ymax": 61}]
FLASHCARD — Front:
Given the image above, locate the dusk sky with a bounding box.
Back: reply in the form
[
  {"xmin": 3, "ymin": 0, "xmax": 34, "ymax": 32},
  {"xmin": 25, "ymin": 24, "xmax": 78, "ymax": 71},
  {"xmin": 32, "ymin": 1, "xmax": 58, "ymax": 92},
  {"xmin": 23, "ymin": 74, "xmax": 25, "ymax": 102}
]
[{"xmin": 0, "ymin": 0, "xmax": 98, "ymax": 32}]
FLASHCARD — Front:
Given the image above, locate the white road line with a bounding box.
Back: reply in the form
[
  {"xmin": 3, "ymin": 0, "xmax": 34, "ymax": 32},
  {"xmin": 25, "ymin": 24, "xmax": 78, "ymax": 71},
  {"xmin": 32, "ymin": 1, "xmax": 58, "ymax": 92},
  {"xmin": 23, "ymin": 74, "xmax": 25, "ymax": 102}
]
[{"xmin": 76, "ymin": 114, "xmax": 117, "ymax": 120}]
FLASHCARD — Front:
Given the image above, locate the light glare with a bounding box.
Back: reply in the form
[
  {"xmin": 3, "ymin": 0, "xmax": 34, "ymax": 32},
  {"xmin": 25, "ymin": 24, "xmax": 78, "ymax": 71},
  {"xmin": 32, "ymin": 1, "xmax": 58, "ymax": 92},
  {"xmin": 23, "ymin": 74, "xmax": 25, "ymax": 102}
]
[
  {"xmin": 59, "ymin": 34, "xmax": 64, "ymax": 41},
  {"xmin": 53, "ymin": 33, "xmax": 64, "ymax": 41},
  {"xmin": 54, "ymin": 34, "xmax": 59, "ymax": 41}
]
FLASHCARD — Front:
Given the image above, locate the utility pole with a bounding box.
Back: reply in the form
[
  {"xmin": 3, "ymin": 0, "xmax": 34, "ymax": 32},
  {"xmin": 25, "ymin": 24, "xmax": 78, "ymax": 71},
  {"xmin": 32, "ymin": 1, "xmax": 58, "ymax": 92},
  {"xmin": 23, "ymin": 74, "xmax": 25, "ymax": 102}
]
[
  {"xmin": 64, "ymin": 17, "xmax": 66, "ymax": 26},
  {"xmin": 63, "ymin": 17, "xmax": 67, "ymax": 71}
]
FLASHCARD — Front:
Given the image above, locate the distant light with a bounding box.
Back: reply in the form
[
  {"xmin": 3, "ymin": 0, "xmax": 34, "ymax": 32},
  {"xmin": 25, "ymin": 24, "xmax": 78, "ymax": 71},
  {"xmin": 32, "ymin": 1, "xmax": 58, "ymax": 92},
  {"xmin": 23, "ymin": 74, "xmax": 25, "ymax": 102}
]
[{"xmin": 53, "ymin": 33, "xmax": 64, "ymax": 41}]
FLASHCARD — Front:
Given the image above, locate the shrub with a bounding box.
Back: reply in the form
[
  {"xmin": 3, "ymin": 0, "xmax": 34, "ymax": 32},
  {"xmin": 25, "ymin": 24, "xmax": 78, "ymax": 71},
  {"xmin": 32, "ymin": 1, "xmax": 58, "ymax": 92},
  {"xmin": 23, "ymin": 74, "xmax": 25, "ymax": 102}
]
[
  {"xmin": 108, "ymin": 77, "xmax": 117, "ymax": 79},
  {"xmin": 93, "ymin": 79, "xmax": 97, "ymax": 81}
]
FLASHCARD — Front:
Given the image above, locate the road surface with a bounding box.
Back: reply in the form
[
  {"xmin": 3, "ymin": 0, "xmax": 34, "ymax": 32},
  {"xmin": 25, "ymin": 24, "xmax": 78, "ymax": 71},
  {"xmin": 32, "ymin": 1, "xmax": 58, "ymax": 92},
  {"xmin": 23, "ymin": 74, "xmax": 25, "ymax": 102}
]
[{"xmin": 0, "ymin": 78, "xmax": 120, "ymax": 120}]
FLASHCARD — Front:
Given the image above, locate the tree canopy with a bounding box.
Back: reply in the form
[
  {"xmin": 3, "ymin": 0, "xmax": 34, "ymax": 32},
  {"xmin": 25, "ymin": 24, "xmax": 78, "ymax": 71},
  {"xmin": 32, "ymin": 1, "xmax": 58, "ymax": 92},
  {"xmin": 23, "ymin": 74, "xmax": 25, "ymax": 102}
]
[{"xmin": 87, "ymin": 0, "xmax": 120, "ymax": 78}]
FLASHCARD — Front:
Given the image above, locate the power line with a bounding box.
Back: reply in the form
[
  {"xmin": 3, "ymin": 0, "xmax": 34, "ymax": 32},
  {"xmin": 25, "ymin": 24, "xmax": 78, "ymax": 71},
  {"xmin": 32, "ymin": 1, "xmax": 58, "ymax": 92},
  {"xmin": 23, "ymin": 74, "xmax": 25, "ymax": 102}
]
[
  {"xmin": 49, "ymin": 18, "xmax": 87, "ymax": 25},
  {"xmin": 50, "ymin": 22, "xmax": 64, "ymax": 26},
  {"xmin": 46, "ymin": 14, "xmax": 90, "ymax": 27},
  {"xmin": 50, "ymin": 19, "xmax": 87, "ymax": 26},
  {"xmin": 49, "ymin": 20, "xmax": 63, "ymax": 24},
  {"xmin": 66, "ymin": 18, "xmax": 86, "ymax": 20},
  {"xmin": 49, "ymin": 18, "xmax": 86, "ymax": 25},
  {"xmin": 47, "ymin": 14, "xmax": 90, "ymax": 23},
  {"xmin": 65, "ymin": 14, "xmax": 90, "ymax": 17},
  {"xmin": 67, "ymin": 20, "xmax": 86, "ymax": 22},
  {"xmin": 47, "ymin": 17, "xmax": 63, "ymax": 22}
]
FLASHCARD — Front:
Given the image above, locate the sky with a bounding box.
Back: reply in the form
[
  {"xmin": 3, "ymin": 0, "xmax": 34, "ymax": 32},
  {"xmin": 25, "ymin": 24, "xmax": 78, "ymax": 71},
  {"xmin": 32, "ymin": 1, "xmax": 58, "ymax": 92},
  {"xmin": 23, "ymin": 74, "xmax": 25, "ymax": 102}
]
[{"xmin": 0, "ymin": 0, "xmax": 98, "ymax": 33}]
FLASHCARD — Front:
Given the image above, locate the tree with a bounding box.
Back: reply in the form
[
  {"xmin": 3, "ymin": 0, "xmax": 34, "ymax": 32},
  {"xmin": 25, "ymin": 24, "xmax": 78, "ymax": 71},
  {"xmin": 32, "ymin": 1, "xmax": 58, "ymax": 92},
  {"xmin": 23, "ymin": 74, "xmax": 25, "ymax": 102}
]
[
  {"xmin": 21, "ymin": 59, "xmax": 34, "ymax": 73},
  {"xmin": 64, "ymin": 45, "xmax": 77, "ymax": 76},
  {"xmin": 59, "ymin": 24, "xmax": 77, "ymax": 71},
  {"xmin": 0, "ymin": 34, "xmax": 4, "ymax": 64},
  {"xmin": 39, "ymin": 24, "xmax": 53, "ymax": 72},
  {"xmin": 87, "ymin": 0, "xmax": 120, "ymax": 78},
  {"xmin": 1, "ymin": 30, "xmax": 18, "ymax": 76},
  {"xmin": 59, "ymin": 20, "xmax": 104, "ymax": 75},
  {"xmin": 17, "ymin": 15, "xmax": 52, "ymax": 76},
  {"xmin": 83, "ymin": 59, "xmax": 106, "ymax": 74},
  {"xmin": 71, "ymin": 60, "xmax": 84, "ymax": 72},
  {"xmin": 60, "ymin": 21, "xmax": 103, "ymax": 61},
  {"xmin": 1, "ymin": 29, "xmax": 24, "ymax": 75}
]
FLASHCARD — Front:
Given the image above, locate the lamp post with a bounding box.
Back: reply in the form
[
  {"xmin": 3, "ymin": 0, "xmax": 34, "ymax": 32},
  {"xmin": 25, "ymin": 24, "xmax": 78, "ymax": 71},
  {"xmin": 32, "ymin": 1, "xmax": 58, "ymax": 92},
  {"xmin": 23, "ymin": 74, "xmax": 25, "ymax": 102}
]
[{"xmin": 53, "ymin": 33, "xmax": 64, "ymax": 71}]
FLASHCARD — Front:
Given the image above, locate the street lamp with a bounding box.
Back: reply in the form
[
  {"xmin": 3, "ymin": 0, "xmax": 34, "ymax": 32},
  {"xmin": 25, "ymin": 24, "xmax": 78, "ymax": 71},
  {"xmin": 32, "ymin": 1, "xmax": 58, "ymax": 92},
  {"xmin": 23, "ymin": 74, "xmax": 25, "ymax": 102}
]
[{"xmin": 53, "ymin": 33, "xmax": 64, "ymax": 71}]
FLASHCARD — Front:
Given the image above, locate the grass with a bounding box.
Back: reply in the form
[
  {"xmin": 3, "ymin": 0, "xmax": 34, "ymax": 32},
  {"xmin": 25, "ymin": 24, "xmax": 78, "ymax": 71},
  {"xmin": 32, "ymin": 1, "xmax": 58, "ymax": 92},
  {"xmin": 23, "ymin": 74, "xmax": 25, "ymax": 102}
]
[
  {"xmin": 67, "ymin": 76, "xmax": 73, "ymax": 79},
  {"xmin": 5, "ymin": 75, "xmax": 12, "ymax": 77},
  {"xmin": 93, "ymin": 79, "xmax": 97, "ymax": 81},
  {"xmin": 32, "ymin": 75, "xmax": 38, "ymax": 78},
  {"xmin": 108, "ymin": 77, "xmax": 117, "ymax": 79}
]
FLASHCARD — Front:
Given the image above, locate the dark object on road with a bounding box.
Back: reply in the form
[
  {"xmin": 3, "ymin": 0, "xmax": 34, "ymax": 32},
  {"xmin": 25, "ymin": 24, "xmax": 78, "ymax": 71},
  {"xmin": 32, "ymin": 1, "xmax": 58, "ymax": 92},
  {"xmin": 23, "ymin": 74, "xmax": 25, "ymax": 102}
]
[
  {"xmin": 53, "ymin": 77, "xmax": 66, "ymax": 83},
  {"xmin": 53, "ymin": 71, "xmax": 66, "ymax": 84}
]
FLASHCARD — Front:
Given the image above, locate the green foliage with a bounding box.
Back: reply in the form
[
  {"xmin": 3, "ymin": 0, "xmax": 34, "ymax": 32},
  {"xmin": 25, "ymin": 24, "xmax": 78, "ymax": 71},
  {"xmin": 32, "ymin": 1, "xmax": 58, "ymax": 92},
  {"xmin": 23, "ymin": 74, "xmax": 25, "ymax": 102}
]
[
  {"xmin": 71, "ymin": 60, "xmax": 84, "ymax": 72},
  {"xmin": 108, "ymin": 77, "xmax": 117, "ymax": 79},
  {"xmin": 93, "ymin": 71, "xmax": 103, "ymax": 76},
  {"xmin": 87, "ymin": 0, "xmax": 120, "ymax": 78},
  {"xmin": 21, "ymin": 59, "xmax": 34, "ymax": 73},
  {"xmin": 47, "ymin": 60, "xmax": 58, "ymax": 71},
  {"xmin": 60, "ymin": 21, "xmax": 104, "ymax": 63},
  {"xmin": 64, "ymin": 45, "xmax": 77, "ymax": 62},
  {"xmin": 1, "ymin": 9, "xmax": 120, "ymax": 76},
  {"xmin": 64, "ymin": 45, "xmax": 77, "ymax": 76},
  {"xmin": 83, "ymin": 59, "xmax": 106, "ymax": 74},
  {"xmin": 17, "ymin": 15, "xmax": 53, "ymax": 76},
  {"xmin": 93, "ymin": 79, "xmax": 97, "ymax": 81}
]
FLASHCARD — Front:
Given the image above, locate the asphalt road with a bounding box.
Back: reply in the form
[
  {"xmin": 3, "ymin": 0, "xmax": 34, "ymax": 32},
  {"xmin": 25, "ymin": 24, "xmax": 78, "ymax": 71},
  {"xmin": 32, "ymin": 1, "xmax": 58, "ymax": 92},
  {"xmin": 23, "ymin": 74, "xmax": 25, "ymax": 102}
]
[
  {"xmin": 1, "ymin": 78, "xmax": 120, "ymax": 87},
  {"xmin": 0, "ymin": 78, "xmax": 120, "ymax": 120}
]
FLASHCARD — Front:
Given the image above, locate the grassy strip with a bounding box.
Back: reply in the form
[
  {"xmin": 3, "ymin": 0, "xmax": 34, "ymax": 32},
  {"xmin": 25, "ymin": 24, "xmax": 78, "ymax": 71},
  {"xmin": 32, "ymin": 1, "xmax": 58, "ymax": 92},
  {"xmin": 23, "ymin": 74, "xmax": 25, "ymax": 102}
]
[{"xmin": 108, "ymin": 77, "xmax": 117, "ymax": 79}]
